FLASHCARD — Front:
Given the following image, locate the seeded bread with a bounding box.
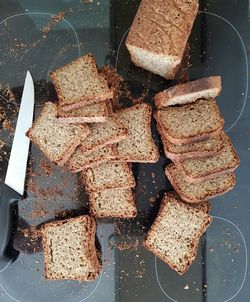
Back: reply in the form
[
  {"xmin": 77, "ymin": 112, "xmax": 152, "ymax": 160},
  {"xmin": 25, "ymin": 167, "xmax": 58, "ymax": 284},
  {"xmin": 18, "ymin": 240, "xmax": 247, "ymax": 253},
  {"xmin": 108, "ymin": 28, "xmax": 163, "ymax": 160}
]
[
  {"xmin": 50, "ymin": 54, "xmax": 113, "ymax": 111},
  {"xmin": 80, "ymin": 116, "xmax": 128, "ymax": 154},
  {"xmin": 165, "ymin": 164, "xmax": 236, "ymax": 203},
  {"xmin": 154, "ymin": 76, "xmax": 221, "ymax": 109},
  {"xmin": 144, "ymin": 192, "xmax": 212, "ymax": 275},
  {"xmin": 41, "ymin": 215, "xmax": 101, "ymax": 281},
  {"xmin": 125, "ymin": 0, "xmax": 199, "ymax": 79},
  {"xmin": 176, "ymin": 133, "xmax": 240, "ymax": 182},
  {"xmin": 156, "ymin": 119, "xmax": 224, "ymax": 160},
  {"xmin": 116, "ymin": 104, "xmax": 159, "ymax": 162},
  {"xmin": 57, "ymin": 101, "xmax": 109, "ymax": 123},
  {"xmin": 88, "ymin": 188, "xmax": 137, "ymax": 218},
  {"xmin": 66, "ymin": 145, "xmax": 118, "ymax": 173},
  {"xmin": 26, "ymin": 102, "xmax": 90, "ymax": 166},
  {"xmin": 154, "ymin": 99, "xmax": 224, "ymax": 145},
  {"xmin": 81, "ymin": 162, "xmax": 136, "ymax": 193}
]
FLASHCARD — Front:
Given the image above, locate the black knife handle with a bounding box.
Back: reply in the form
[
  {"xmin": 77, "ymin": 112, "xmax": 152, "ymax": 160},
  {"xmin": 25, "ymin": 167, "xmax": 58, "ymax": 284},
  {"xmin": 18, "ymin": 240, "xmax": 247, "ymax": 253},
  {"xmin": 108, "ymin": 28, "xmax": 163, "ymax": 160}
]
[{"xmin": 0, "ymin": 184, "xmax": 21, "ymax": 272}]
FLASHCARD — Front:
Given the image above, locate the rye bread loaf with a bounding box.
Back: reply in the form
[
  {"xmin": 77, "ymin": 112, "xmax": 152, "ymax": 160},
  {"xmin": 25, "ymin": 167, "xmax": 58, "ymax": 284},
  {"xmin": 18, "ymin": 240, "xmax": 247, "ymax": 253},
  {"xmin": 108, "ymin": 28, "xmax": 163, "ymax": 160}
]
[
  {"xmin": 88, "ymin": 188, "xmax": 137, "ymax": 218},
  {"xmin": 144, "ymin": 192, "xmax": 212, "ymax": 275},
  {"xmin": 116, "ymin": 103, "xmax": 159, "ymax": 163},
  {"xmin": 50, "ymin": 54, "xmax": 113, "ymax": 111},
  {"xmin": 125, "ymin": 0, "xmax": 199, "ymax": 79},
  {"xmin": 66, "ymin": 145, "xmax": 118, "ymax": 173},
  {"xmin": 81, "ymin": 161, "xmax": 136, "ymax": 193},
  {"xmin": 165, "ymin": 164, "xmax": 236, "ymax": 203},
  {"xmin": 41, "ymin": 215, "xmax": 101, "ymax": 281},
  {"xmin": 154, "ymin": 98, "xmax": 224, "ymax": 145},
  {"xmin": 154, "ymin": 76, "xmax": 221, "ymax": 108},
  {"xmin": 26, "ymin": 102, "xmax": 90, "ymax": 166},
  {"xmin": 176, "ymin": 133, "xmax": 240, "ymax": 182}
]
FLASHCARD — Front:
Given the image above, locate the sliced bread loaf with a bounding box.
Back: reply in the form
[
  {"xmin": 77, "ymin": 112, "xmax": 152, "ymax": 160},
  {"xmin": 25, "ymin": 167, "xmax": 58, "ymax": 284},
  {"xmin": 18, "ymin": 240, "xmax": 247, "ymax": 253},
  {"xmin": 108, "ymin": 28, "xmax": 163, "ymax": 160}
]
[
  {"xmin": 116, "ymin": 104, "xmax": 159, "ymax": 163},
  {"xmin": 154, "ymin": 98, "xmax": 224, "ymax": 145},
  {"xmin": 88, "ymin": 188, "xmax": 137, "ymax": 218},
  {"xmin": 176, "ymin": 133, "xmax": 240, "ymax": 182},
  {"xmin": 66, "ymin": 145, "xmax": 118, "ymax": 173},
  {"xmin": 144, "ymin": 192, "xmax": 212, "ymax": 275},
  {"xmin": 154, "ymin": 76, "xmax": 221, "ymax": 108},
  {"xmin": 50, "ymin": 54, "xmax": 113, "ymax": 111},
  {"xmin": 26, "ymin": 102, "xmax": 90, "ymax": 166},
  {"xmin": 41, "ymin": 215, "xmax": 101, "ymax": 281},
  {"xmin": 165, "ymin": 164, "xmax": 236, "ymax": 203},
  {"xmin": 81, "ymin": 162, "xmax": 136, "ymax": 192},
  {"xmin": 125, "ymin": 0, "xmax": 199, "ymax": 79},
  {"xmin": 57, "ymin": 101, "xmax": 109, "ymax": 123},
  {"xmin": 80, "ymin": 116, "xmax": 128, "ymax": 154}
]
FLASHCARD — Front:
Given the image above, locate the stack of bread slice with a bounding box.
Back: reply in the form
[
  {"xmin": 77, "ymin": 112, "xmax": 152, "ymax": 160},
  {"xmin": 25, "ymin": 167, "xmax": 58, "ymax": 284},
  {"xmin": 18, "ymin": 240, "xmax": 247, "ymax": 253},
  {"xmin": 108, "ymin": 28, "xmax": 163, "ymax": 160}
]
[{"xmin": 154, "ymin": 76, "xmax": 240, "ymax": 203}]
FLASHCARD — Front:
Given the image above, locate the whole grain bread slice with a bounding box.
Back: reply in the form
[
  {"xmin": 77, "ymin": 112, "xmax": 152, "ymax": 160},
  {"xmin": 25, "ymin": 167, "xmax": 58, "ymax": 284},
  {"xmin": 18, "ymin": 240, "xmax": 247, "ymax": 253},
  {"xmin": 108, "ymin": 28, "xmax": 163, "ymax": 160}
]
[
  {"xmin": 81, "ymin": 161, "xmax": 135, "ymax": 193},
  {"xmin": 154, "ymin": 76, "xmax": 221, "ymax": 109},
  {"xmin": 176, "ymin": 133, "xmax": 240, "ymax": 182},
  {"xmin": 88, "ymin": 188, "xmax": 137, "ymax": 218},
  {"xmin": 154, "ymin": 98, "xmax": 224, "ymax": 145},
  {"xmin": 50, "ymin": 54, "xmax": 113, "ymax": 111},
  {"xmin": 41, "ymin": 215, "xmax": 101, "ymax": 281},
  {"xmin": 144, "ymin": 192, "xmax": 212, "ymax": 275},
  {"xmin": 80, "ymin": 115, "xmax": 128, "ymax": 154},
  {"xmin": 116, "ymin": 103, "xmax": 159, "ymax": 163},
  {"xmin": 66, "ymin": 145, "xmax": 118, "ymax": 173},
  {"xmin": 165, "ymin": 164, "xmax": 236, "ymax": 203},
  {"xmin": 156, "ymin": 120, "xmax": 224, "ymax": 160},
  {"xmin": 26, "ymin": 102, "xmax": 90, "ymax": 166}
]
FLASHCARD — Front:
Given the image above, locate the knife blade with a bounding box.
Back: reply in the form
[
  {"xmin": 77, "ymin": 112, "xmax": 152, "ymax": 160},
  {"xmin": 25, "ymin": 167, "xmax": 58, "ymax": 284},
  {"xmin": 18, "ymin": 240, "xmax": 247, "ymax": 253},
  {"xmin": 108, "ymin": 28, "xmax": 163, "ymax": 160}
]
[{"xmin": 0, "ymin": 71, "xmax": 34, "ymax": 272}]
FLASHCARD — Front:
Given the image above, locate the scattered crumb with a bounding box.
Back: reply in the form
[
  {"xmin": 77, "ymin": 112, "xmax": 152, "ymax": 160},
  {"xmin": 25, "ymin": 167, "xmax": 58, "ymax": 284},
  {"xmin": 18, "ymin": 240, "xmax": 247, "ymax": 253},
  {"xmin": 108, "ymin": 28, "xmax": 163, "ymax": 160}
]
[
  {"xmin": 149, "ymin": 197, "xmax": 156, "ymax": 203},
  {"xmin": 184, "ymin": 284, "xmax": 189, "ymax": 290},
  {"xmin": 42, "ymin": 12, "xmax": 65, "ymax": 36},
  {"xmin": 3, "ymin": 119, "xmax": 14, "ymax": 133},
  {"xmin": 116, "ymin": 239, "xmax": 140, "ymax": 251},
  {"xmin": 209, "ymin": 247, "xmax": 214, "ymax": 253}
]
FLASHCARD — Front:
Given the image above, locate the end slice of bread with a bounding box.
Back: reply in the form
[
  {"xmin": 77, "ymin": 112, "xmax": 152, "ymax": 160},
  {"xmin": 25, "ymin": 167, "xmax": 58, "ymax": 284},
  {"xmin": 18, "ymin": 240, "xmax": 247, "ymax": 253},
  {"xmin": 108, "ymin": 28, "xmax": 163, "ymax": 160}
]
[
  {"xmin": 81, "ymin": 161, "xmax": 136, "ymax": 193},
  {"xmin": 144, "ymin": 192, "xmax": 212, "ymax": 275},
  {"xmin": 154, "ymin": 76, "xmax": 221, "ymax": 109},
  {"xmin": 80, "ymin": 115, "xmax": 128, "ymax": 154},
  {"xmin": 116, "ymin": 103, "xmax": 159, "ymax": 163},
  {"xmin": 66, "ymin": 145, "xmax": 118, "ymax": 173},
  {"xmin": 50, "ymin": 54, "xmax": 113, "ymax": 111},
  {"xmin": 27, "ymin": 102, "xmax": 90, "ymax": 166},
  {"xmin": 154, "ymin": 98, "xmax": 224, "ymax": 145},
  {"xmin": 176, "ymin": 133, "xmax": 240, "ymax": 182},
  {"xmin": 88, "ymin": 188, "xmax": 137, "ymax": 218},
  {"xmin": 165, "ymin": 164, "xmax": 236, "ymax": 203},
  {"xmin": 41, "ymin": 215, "xmax": 101, "ymax": 281}
]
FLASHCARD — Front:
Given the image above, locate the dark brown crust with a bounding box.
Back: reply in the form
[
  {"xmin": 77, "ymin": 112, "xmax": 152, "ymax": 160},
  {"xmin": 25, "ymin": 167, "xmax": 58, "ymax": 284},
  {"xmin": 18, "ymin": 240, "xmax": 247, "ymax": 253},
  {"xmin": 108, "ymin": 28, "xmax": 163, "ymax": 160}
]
[
  {"xmin": 165, "ymin": 163, "xmax": 236, "ymax": 203},
  {"xmin": 155, "ymin": 119, "xmax": 224, "ymax": 160},
  {"xmin": 41, "ymin": 215, "xmax": 101, "ymax": 281},
  {"xmin": 154, "ymin": 76, "xmax": 222, "ymax": 109},
  {"xmin": 50, "ymin": 53, "xmax": 113, "ymax": 112},
  {"xmin": 144, "ymin": 192, "xmax": 212, "ymax": 274},
  {"xmin": 116, "ymin": 103, "xmax": 160, "ymax": 163}
]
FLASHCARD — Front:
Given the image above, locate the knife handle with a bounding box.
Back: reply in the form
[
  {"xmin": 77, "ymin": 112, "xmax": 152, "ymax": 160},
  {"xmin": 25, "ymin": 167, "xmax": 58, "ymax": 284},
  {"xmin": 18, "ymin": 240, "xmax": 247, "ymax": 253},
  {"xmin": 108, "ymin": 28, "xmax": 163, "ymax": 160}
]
[{"xmin": 0, "ymin": 184, "xmax": 21, "ymax": 272}]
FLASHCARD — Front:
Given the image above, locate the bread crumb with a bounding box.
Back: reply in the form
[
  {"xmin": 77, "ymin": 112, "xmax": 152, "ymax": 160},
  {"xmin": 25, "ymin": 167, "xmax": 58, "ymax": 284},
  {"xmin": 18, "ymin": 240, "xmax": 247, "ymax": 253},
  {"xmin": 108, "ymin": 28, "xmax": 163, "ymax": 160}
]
[{"xmin": 184, "ymin": 284, "xmax": 189, "ymax": 290}]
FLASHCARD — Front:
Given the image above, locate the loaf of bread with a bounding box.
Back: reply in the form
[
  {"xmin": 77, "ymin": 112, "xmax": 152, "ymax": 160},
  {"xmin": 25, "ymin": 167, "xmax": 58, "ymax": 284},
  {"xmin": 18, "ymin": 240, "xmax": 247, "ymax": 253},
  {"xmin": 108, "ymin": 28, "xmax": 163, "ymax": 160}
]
[{"xmin": 126, "ymin": 0, "xmax": 199, "ymax": 79}]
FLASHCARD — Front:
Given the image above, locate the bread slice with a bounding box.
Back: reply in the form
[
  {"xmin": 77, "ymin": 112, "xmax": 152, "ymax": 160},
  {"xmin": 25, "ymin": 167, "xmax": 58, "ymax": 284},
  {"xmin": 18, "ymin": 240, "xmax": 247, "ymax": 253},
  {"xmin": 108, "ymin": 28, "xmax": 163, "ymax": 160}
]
[
  {"xmin": 57, "ymin": 101, "xmax": 109, "ymax": 123},
  {"xmin": 154, "ymin": 76, "xmax": 221, "ymax": 109},
  {"xmin": 144, "ymin": 192, "xmax": 212, "ymax": 275},
  {"xmin": 125, "ymin": 0, "xmax": 199, "ymax": 79},
  {"xmin": 116, "ymin": 104, "xmax": 159, "ymax": 162},
  {"xmin": 66, "ymin": 145, "xmax": 118, "ymax": 173},
  {"xmin": 50, "ymin": 54, "xmax": 113, "ymax": 111},
  {"xmin": 154, "ymin": 99, "xmax": 224, "ymax": 145},
  {"xmin": 157, "ymin": 119, "xmax": 224, "ymax": 160},
  {"xmin": 176, "ymin": 133, "xmax": 240, "ymax": 182},
  {"xmin": 88, "ymin": 188, "xmax": 137, "ymax": 218},
  {"xmin": 27, "ymin": 102, "xmax": 90, "ymax": 166},
  {"xmin": 41, "ymin": 215, "xmax": 101, "ymax": 281},
  {"xmin": 80, "ymin": 116, "xmax": 127, "ymax": 154},
  {"xmin": 165, "ymin": 164, "xmax": 236, "ymax": 203},
  {"xmin": 81, "ymin": 162, "xmax": 135, "ymax": 193}
]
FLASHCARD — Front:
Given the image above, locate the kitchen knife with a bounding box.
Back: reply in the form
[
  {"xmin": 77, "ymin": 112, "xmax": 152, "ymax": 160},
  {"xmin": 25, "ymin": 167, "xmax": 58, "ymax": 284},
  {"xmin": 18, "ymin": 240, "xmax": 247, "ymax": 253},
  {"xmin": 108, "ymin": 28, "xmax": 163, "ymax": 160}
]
[{"xmin": 0, "ymin": 71, "xmax": 34, "ymax": 272}]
